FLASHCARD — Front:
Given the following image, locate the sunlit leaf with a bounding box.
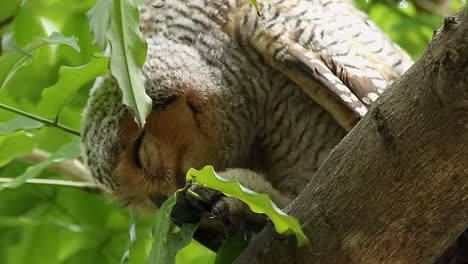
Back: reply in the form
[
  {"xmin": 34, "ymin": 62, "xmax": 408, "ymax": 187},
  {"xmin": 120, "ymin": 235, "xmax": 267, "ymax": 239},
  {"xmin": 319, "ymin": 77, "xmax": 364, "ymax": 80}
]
[
  {"xmin": 187, "ymin": 166, "xmax": 309, "ymax": 246},
  {"xmin": 41, "ymin": 32, "xmax": 81, "ymax": 52},
  {"xmin": 0, "ymin": 131, "xmax": 37, "ymax": 167},
  {"xmin": 87, "ymin": 0, "xmax": 113, "ymax": 50},
  {"xmin": 107, "ymin": 0, "xmax": 152, "ymax": 127},
  {"xmin": 38, "ymin": 56, "xmax": 109, "ymax": 119},
  {"xmin": 0, "ymin": 137, "xmax": 81, "ymax": 190},
  {"xmin": 175, "ymin": 240, "xmax": 216, "ymax": 264},
  {"xmin": 0, "ymin": 115, "xmax": 44, "ymax": 135},
  {"xmin": 146, "ymin": 194, "xmax": 199, "ymax": 264}
]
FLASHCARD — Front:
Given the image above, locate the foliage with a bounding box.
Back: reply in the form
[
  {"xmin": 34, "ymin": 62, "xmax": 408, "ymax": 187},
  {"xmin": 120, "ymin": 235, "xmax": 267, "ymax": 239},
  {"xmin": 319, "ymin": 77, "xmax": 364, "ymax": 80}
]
[
  {"xmin": 0, "ymin": 0, "xmax": 461, "ymax": 263},
  {"xmin": 187, "ymin": 166, "xmax": 309, "ymax": 246},
  {"xmin": 104, "ymin": 0, "xmax": 152, "ymax": 128},
  {"xmin": 146, "ymin": 194, "xmax": 199, "ymax": 264}
]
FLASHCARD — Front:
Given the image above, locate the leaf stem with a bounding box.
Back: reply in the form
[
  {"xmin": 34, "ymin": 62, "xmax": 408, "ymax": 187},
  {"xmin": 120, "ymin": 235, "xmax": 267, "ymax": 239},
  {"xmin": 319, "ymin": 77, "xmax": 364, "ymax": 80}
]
[
  {"xmin": 0, "ymin": 177, "xmax": 98, "ymax": 189},
  {"xmin": 185, "ymin": 189, "xmax": 210, "ymax": 203},
  {"xmin": 0, "ymin": 103, "xmax": 81, "ymax": 136}
]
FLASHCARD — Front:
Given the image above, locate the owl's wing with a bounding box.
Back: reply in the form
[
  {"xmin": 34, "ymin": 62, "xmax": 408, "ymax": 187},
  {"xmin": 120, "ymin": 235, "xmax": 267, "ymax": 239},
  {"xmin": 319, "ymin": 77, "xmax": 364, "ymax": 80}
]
[{"xmin": 230, "ymin": 0, "xmax": 413, "ymax": 130}]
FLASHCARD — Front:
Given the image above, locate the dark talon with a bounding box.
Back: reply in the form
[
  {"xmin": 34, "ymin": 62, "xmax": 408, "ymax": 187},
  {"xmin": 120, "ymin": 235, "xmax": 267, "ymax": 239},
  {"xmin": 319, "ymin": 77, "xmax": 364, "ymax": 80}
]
[{"xmin": 170, "ymin": 191, "xmax": 211, "ymax": 224}]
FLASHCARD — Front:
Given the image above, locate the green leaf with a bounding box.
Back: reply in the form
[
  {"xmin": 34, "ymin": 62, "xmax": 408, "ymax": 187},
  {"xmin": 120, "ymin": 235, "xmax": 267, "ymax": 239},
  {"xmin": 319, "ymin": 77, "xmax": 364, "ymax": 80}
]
[
  {"xmin": 0, "ymin": 137, "xmax": 81, "ymax": 190},
  {"xmin": 38, "ymin": 55, "xmax": 109, "ymax": 119},
  {"xmin": 120, "ymin": 213, "xmax": 137, "ymax": 264},
  {"xmin": 0, "ymin": 32, "xmax": 81, "ymax": 92},
  {"xmin": 175, "ymin": 240, "xmax": 216, "ymax": 264},
  {"xmin": 1, "ymin": 31, "xmax": 31, "ymax": 58},
  {"xmin": 86, "ymin": 0, "xmax": 113, "ymax": 50},
  {"xmin": 215, "ymin": 234, "xmax": 249, "ymax": 264},
  {"xmin": 0, "ymin": 0, "xmax": 21, "ymax": 21},
  {"xmin": 146, "ymin": 194, "xmax": 177, "ymax": 264},
  {"xmin": 0, "ymin": 131, "xmax": 37, "ymax": 167},
  {"xmin": 146, "ymin": 194, "xmax": 199, "ymax": 264},
  {"xmin": 0, "ymin": 0, "xmax": 21, "ymax": 35},
  {"xmin": 41, "ymin": 32, "xmax": 81, "ymax": 52},
  {"xmin": 107, "ymin": 0, "xmax": 152, "ymax": 128},
  {"xmin": 133, "ymin": 0, "xmax": 147, "ymax": 5},
  {"xmin": 0, "ymin": 115, "xmax": 44, "ymax": 135},
  {"xmin": 248, "ymin": 0, "xmax": 259, "ymax": 12},
  {"xmin": 0, "ymin": 44, "xmax": 37, "ymax": 91},
  {"xmin": 62, "ymin": 249, "xmax": 110, "ymax": 264},
  {"xmin": 187, "ymin": 166, "xmax": 310, "ymax": 246}
]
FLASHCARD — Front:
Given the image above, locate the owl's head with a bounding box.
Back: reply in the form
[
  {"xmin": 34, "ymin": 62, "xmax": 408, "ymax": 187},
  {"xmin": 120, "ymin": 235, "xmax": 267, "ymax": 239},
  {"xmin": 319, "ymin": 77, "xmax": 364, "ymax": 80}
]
[{"xmin": 81, "ymin": 42, "xmax": 227, "ymax": 210}]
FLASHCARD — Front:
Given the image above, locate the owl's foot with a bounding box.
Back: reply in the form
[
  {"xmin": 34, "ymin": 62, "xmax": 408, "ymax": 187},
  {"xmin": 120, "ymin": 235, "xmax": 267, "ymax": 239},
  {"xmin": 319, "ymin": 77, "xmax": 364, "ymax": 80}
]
[
  {"xmin": 211, "ymin": 195, "xmax": 266, "ymax": 238},
  {"xmin": 169, "ymin": 184, "xmax": 266, "ymax": 251},
  {"xmin": 185, "ymin": 184, "xmax": 266, "ymax": 235}
]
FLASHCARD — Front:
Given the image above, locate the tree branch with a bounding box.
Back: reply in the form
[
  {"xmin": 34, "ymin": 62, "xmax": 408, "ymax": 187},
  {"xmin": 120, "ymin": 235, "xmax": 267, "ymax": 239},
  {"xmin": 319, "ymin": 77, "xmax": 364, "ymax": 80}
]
[
  {"xmin": 0, "ymin": 103, "xmax": 81, "ymax": 136},
  {"xmin": 235, "ymin": 8, "xmax": 468, "ymax": 264},
  {"xmin": 17, "ymin": 148, "xmax": 97, "ymax": 186},
  {"xmin": 0, "ymin": 177, "xmax": 99, "ymax": 189}
]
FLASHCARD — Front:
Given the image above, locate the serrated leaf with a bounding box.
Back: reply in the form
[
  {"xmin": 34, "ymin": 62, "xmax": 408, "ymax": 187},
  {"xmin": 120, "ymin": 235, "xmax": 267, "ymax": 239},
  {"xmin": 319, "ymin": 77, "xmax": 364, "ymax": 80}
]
[
  {"xmin": 107, "ymin": 0, "xmax": 152, "ymax": 128},
  {"xmin": 41, "ymin": 32, "xmax": 81, "ymax": 52},
  {"xmin": 38, "ymin": 56, "xmax": 109, "ymax": 119},
  {"xmin": 86, "ymin": 0, "xmax": 113, "ymax": 50},
  {"xmin": 187, "ymin": 166, "xmax": 309, "ymax": 246},
  {"xmin": 0, "ymin": 137, "xmax": 81, "ymax": 190},
  {"xmin": 146, "ymin": 194, "xmax": 199, "ymax": 264},
  {"xmin": 0, "ymin": 131, "xmax": 37, "ymax": 167},
  {"xmin": 0, "ymin": 115, "xmax": 44, "ymax": 135}
]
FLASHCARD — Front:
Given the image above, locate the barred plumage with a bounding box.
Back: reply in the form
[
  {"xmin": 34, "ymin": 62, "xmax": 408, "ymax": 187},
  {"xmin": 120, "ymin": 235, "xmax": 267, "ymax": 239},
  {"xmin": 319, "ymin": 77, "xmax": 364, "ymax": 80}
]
[{"xmin": 82, "ymin": 0, "xmax": 412, "ymax": 219}]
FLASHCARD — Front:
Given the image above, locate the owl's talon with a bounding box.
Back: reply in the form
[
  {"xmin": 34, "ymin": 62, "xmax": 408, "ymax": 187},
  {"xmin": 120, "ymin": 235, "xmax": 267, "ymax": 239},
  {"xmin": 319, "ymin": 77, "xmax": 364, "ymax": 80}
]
[{"xmin": 211, "ymin": 197, "xmax": 231, "ymax": 217}]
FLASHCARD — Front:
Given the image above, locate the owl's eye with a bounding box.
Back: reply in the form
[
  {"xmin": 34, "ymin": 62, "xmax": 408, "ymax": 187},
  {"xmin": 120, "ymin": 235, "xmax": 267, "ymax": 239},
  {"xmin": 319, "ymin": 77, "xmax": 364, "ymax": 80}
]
[
  {"xmin": 133, "ymin": 134, "xmax": 144, "ymax": 169},
  {"xmin": 187, "ymin": 101, "xmax": 199, "ymax": 114},
  {"xmin": 152, "ymin": 95, "xmax": 178, "ymax": 111}
]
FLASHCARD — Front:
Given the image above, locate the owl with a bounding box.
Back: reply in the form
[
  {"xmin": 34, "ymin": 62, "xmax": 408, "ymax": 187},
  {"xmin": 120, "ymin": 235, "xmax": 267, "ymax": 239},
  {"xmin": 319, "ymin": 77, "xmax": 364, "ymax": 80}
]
[{"xmin": 81, "ymin": 0, "xmax": 413, "ymax": 251}]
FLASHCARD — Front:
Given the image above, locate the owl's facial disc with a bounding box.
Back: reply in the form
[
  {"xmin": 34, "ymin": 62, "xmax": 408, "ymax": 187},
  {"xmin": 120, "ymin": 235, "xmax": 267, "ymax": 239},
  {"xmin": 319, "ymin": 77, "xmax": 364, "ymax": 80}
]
[{"xmin": 114, "ymin": 95, "xmax": 220, "ymax": 210}]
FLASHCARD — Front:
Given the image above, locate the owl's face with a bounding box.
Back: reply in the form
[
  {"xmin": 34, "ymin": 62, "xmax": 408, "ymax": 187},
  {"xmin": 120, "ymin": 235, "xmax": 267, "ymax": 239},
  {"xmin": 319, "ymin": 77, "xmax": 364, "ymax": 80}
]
[{"xmin": 113, "ymin": 94, "xmax": 223, "ymax": 211}]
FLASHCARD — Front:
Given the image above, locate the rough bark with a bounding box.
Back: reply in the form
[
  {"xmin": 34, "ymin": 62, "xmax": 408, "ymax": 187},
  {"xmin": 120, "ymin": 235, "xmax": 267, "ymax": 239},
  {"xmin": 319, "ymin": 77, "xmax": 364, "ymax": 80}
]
[{"xmin": 235, "ymin": 8, "xmax": 468, "ymax": 264}]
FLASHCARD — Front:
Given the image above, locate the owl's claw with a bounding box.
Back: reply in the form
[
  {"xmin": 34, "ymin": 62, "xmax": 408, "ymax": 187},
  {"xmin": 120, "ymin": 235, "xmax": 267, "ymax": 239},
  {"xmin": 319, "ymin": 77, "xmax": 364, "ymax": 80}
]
[{"xmin": 169, "ymin": 185, "xmax": 267, "ymax": 251}]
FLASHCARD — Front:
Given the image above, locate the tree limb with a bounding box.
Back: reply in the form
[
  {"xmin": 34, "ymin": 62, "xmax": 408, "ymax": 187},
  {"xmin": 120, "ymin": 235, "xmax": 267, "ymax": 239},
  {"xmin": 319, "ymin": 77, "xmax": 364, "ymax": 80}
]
[
  {"xmin": 17, "ymin": 148, "xmax": 96, "ymax": 185},
  {"xmin": 0, "ymin": 177, "xmax": 98, "ymax": 189},
  {"xmin": 235, "ymin": 8, "xmax": 468, "ymax": 264}
]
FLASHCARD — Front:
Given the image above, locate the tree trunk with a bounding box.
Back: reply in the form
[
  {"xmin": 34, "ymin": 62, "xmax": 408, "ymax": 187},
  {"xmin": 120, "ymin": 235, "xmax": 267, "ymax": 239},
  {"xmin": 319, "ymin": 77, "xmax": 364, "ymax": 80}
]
[{"xmin": 234, "ymin": 8, "xmax": 468, "ymax": 264}]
